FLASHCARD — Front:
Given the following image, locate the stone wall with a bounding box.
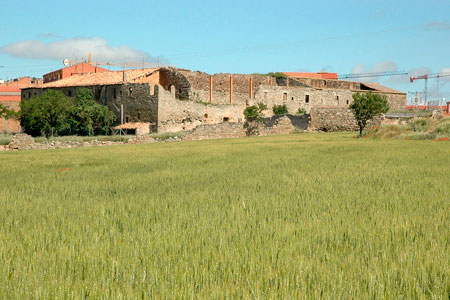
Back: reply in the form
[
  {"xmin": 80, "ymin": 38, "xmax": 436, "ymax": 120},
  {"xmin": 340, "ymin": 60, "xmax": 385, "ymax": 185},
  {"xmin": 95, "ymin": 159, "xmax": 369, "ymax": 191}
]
[
  {"xmin": 253, "ymin": 85, "xmax": 354, "ymax": 115},
  {"xmin": 310, "ymin": 107, "xmax": 359, "ymax": 131},
  {"xmin": 309, "ymin": 107, "xmax": 383, "ymax": 132},
  {"xmin": 157, "ymin": 87, "xmax": 245, "ymax": 133},
  {"xmin": 264, "ymin": 114, "xmax": 310, "ymax": 130},
  {"xmin": 185, "ymin": 116, "xmax": 298, "ymax": 141},
  {"xmin": 185, "ymin": 122, "xmax": 246, "ymax": 141}
]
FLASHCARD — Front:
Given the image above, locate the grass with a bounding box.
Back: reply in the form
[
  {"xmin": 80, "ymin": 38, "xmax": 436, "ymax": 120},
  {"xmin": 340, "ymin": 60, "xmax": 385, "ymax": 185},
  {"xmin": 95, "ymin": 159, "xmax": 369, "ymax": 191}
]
[
  {"xmin": 1, "ymin": 133, "xmax": 450, "ymax": 299},
  {"xmin": 364, "ymin": 117, "xmax": 450, "ymax": 141}
]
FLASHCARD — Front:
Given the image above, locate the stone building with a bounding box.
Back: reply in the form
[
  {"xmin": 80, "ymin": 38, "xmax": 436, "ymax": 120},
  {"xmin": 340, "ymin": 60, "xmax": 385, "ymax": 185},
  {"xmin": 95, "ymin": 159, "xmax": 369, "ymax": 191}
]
[{"xmin": 21, "ymin": 67, "xmax": 406, "ymax": 133}]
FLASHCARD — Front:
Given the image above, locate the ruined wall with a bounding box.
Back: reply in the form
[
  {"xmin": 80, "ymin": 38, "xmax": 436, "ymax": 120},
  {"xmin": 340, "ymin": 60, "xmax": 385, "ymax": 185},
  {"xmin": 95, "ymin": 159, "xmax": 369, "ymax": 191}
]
[
  {"xmin": 293, "ymin": 78, "xmax": 361, "ymax": 90},
  {"xmin": 253, "ymin": 85, "xmax": 354, "ymax": 115},
  {"xmin": 185, "ymin": 122, "xmax": 246, "ymax": 141},
  {"xmin": 309, "ymin": 107, "xmax": 359, "ymax": 131},
  {"xmin": 309, "ymin": 107, "xmax": 383, "ymax": 132},
  {"xmin": 168, "ymin": 69, "xmax": 275, "ymax": 105},
  {"xmin": 380, "ymin": 93, "xmax": 405, "ymax": 110},
  {"xmin": 157, "ymin": 86, "xmax": 245, "ymax": 133}
]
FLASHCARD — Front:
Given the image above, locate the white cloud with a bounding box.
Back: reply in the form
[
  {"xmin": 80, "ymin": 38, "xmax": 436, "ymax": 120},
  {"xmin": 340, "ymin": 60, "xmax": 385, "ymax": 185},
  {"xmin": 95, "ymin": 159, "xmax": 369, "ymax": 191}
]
[
  {"xmin": 426, "ymin": 21, "xmax": 450, "ymax": 31},
  {"xmin": 38, "ymin": 33, "xmax": 61, "ymax": 39},
  {"xmin": 349, "ymin": 61, "xmax": 398, "ymax": 82},
  {"xmin": 0, "ymin": 37, "xmax": 159, "ymax": 63},
  {"xmin": 388, "ymin": 67, "xmax": 432, "ymax": 84}
]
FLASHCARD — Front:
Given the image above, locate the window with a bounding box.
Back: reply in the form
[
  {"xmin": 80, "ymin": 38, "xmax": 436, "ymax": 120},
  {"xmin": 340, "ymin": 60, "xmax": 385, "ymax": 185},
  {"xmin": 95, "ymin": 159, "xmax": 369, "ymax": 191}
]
[
  {"xmin": 336, "ymin": 95, "xmax": 339, "ymax": 105},
  {"xmin": 291, "ymin": 97, "xmax": 294, "ymax": 100},
  {"xmin": 138, "ymin": 112, "xmax": 141, "ymax": 119},
  {"xmin": 305, "ymin": 95, "xmax": 310, "ymax": 103},
  {"xmin": 68, "ymin": 90, "xmax": 72, "ymax": 97},
  {"xmin": 223, "ymin": 117, "xmax": 230, "ymax": 122},
  {"xmin": 346, "ymin": 100, "xmax": 349, "ymax": 105},
  {"xmin": 125, "ymin": 116, "xmax": 129, "ymax": 123},
  {"xmin": 283, "ymin": 93, "xmax": 287, "ymax": 101},
  {"xmin": 129, "ymin": 87, "xmax": 133, "ymax": 96},
  {"xmin": 113, "ymin": 88, "xmax": 117, "ymax": 99}
]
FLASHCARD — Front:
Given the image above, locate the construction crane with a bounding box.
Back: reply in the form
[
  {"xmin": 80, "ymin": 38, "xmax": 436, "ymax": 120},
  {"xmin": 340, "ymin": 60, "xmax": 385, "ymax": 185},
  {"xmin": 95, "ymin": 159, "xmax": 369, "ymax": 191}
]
[
  {"xmin": 63, "ymin": 53, "xmax": 165, "ymax": 69},
  {"xmin": 338, "ymin": 70, "xmax": 408, "ymax": 79},
  {"xmin": 410, "ymin": 73, "xmax": 450, "ymax": 102}
]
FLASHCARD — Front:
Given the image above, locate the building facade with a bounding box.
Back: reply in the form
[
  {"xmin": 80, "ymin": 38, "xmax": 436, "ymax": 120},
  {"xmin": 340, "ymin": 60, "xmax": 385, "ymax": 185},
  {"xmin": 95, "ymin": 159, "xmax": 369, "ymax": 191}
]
[{"xmin": 22, "ymin": 67, "xmax": 406, "ymax": 133}]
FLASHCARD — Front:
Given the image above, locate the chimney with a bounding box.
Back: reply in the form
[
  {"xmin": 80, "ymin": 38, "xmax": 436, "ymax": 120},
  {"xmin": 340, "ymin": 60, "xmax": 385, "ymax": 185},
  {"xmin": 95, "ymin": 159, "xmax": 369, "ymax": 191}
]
[{"xmin": 123, "ymin": 71, "xmax": 127, "ymax": 82}]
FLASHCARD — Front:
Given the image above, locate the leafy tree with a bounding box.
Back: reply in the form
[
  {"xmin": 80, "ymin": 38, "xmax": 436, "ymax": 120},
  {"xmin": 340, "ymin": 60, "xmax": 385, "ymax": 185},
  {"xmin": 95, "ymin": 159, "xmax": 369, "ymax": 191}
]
[
  {"xmin": 0, "ymin": 104, "xmax": 17, "ymax": 120},
  {"xmin": 243, "ymin": 102, "xmax": 267, "ymax": 122},
  {"xmin": 69, "ymin": 88, "xmax": 116, "ymax": 136},
  {"xmin": 20, "ymin": 90, "xmax": 73, "ymax": 137},
  {"xmin": 0, "ymin": 104, "xmax": 18, "ymax": 133},
  {"xmin": 19, "ymin": 88, "xmax": 116, "ymax": 137},
  {"xmin": 349, "ymin": 92, "xmax": 389, "ymax": 137},
  {"xmin": 272, "ymin": 104, "xmax": 289, "ymax": 115}
]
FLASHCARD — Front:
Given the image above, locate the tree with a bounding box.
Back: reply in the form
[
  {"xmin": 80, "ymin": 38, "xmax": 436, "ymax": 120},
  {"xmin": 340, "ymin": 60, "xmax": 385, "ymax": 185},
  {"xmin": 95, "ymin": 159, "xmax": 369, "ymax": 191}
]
[
  {"xmin": 0, "ymin": 104, "xmax": 18, "ymax": 133},
  {"xmin": 349, "ymin": 92, "xmax": 389, "ymax": 137},
  {"xmin": 243, "ymin": 102, "xmax": 267, "ymax": 122},
  {"xmin": 272, "ymin": 104, "xmax": 289, "ymax": 115},
  {"xmin": 69, "ymin": 88, "xmax": 116, "ymax": 136},
  {"xmin": 19, "ymin": 89, "xmax": 116, "ymax": 137},
  {"xmin": 20, "ymin": 90, "xmax": 73, "ymax": 137}
]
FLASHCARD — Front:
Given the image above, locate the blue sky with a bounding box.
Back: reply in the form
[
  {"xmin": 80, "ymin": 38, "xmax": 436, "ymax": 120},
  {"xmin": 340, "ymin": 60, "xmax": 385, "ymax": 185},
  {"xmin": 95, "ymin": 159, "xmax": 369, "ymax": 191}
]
[{"xmin": 1, "ymin": 0, "xmax": 449, "ymax": 103}]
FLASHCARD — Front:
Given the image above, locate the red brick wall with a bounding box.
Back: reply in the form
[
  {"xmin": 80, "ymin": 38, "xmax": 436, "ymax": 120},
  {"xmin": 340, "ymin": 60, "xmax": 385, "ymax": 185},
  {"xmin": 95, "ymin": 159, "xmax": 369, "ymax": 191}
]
[{"xmin": 43, "ymin": 63, "xmax": 110, "ymax": 83}]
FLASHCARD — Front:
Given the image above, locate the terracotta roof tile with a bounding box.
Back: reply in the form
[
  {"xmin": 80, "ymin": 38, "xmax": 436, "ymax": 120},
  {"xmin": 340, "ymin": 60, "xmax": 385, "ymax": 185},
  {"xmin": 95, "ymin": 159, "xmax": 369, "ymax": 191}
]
[
  {"xmin": 42, "ymin": 68, "xmax": 157, "ymax": 88},
  {"xmin": 283, "ymin": 72, "xmax": 338, "ymax": 79}
]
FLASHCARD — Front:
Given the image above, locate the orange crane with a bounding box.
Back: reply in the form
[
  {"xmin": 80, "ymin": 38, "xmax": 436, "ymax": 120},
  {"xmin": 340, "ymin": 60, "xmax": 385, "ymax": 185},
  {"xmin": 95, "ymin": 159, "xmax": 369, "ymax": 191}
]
[{"xmin": 410, "ymin": 73, "xmax": 450, "ymax": 102}]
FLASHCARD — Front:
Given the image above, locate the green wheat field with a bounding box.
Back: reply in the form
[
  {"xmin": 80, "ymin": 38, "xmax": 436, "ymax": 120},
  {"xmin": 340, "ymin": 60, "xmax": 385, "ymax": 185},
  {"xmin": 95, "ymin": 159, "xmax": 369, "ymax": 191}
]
[{"xmin": 1, "ymin": 133, "xmax": 449, "ymax": 299}]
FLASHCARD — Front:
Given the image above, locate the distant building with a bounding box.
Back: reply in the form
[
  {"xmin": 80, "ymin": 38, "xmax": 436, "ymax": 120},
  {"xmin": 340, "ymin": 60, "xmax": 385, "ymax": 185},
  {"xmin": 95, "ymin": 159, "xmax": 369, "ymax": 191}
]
[
  {"xmin": 43, "ymin": 63, "xmax": 110, "ymax": 84},
  {"xmin": 0, "ymin": 77, "xmax": 42, "ymax": 133}
]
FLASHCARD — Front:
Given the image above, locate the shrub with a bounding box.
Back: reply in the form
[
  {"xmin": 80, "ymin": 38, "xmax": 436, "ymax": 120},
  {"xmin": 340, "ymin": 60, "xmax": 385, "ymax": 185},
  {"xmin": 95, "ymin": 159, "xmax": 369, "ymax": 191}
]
[
  {"xmin": 296, "ymin": 108, "xmax": 307, "ymax": 115},
  {"xmin": 243, "ymin": 102, "xmax": 267, "ymax": 122},
  {"xmin": 267, "ymin": 72, "xmax": 287, "ymax": 79},
  {"xmin": 434, "ymin": 122, "xmax": 450, "ymax": 137},
  {"xmin": 408, "ymin": 118, "xmax": 435, "ymax": 132},
  {"xmin": 272, "ymin": 104, "xmax": 288, "ymax": 115}
]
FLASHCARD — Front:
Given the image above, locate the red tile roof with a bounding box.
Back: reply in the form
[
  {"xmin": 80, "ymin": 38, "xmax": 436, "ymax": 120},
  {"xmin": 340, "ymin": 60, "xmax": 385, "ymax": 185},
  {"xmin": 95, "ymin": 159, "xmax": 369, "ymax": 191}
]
[
  {"xmin": 42, "ymin": 68, "xmax": 157, "ymax": 88},
  {"xmin": 283, "ymin": 72, "xmax": 338, "ymax": 79}
]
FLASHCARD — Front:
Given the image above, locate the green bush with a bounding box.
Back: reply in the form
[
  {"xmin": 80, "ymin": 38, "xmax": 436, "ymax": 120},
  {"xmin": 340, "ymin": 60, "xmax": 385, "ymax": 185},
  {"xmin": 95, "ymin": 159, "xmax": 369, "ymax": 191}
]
[
  {"xmin": 272, "ymin": 104, "xmax": 288, "ymax": 115},
  {"xmin": 267, "ymin": 72, "xmax": 287, "ymax": 79},
  {"xmin": 408, "ymin": 118, "xmax": 435, "ymax": 132},
  {"xmin": 244, "ymin": 102, "xmax": 267, "ymax": 122},
  {"xmin": 434, "ymin": 122, "xmax": 450, "ymax": 137},
  {"xmin": 296, "ymin": 108, "xmax": 307, "ymax": 115},
  {"xmin": 20, "ymin": 89, "xmax": 116, "ymax": 137}
]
